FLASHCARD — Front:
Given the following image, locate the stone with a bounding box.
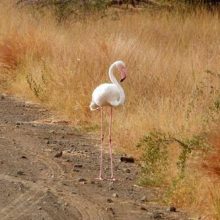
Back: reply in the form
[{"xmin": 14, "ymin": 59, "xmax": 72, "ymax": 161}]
[
  {"xmin": 17, "ymin": 170, "xmax": 25, "ymax": 175},
  {"xmin": 124, "ymin": 168, "xmax": 131, "ymax": 173},
  {"xmin": 120, "ymin": 156, "xmax": 135, "ymax": 163},
  {"xmin": 153, "ymin": 212, "xmax": 163, "ymax": 219},
  {"xmin": 78, "ymin": 178, "xmax": 86, "ymax": 183},
  {"xmin": 0, "ymin": 94, "xmax": 6, "ymax": 100},
  {"xmin": 169, "ymin": 206, "xmax": 176, "ymax": 212},
  {"xmin": 105, "ymin": 207, "xmax": 115, "ymax": 215},
  {"xmin": 107, "ymin": 198, "xmax": 113, "ymax": 203},
  {"xmin": 112, "ymin": 193, "xmax": 118, "ymax": 198},
  {"xmin": 73, "ymin": 169, "xmax": 80, "ymax": 172},
  {"xmin": 141, "ymin": 196, "xmax": 147, "ymax": 202},
  {"xmin": 74, "ymin": 164, "xmax": 83, "ymax": 168},
  {"xmin": 54, "ymin": 151, "xmax": 62, "ymax": 158},
  {"xmin": 140, "ymin": 206, "xmax": 147, "ymax": 211}
]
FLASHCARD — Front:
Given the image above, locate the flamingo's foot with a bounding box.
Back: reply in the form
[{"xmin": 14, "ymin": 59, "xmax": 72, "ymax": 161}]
[
  {"xmin": 95, "ymin": 176, "xmax": 104, "ymax": 181},
  {"xmin": 108, "ymin": 177, "xmax": 116, "ymax": 182}
]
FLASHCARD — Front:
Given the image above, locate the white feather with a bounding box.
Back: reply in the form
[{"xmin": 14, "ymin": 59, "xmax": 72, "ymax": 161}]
[{"xmin": 90, "ymin": 61, "xmax": 126, "ymax": 111}]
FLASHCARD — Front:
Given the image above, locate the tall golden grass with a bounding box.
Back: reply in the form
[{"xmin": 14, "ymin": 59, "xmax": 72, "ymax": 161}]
[{"xmin": 0, "ymin": 1, "xmax": 220, "ymax": 218}]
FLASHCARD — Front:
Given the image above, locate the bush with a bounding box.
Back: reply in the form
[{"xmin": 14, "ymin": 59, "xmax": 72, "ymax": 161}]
[{"xmin": 137, "ymin": 132, "xmax": 209, "ymax": 186}]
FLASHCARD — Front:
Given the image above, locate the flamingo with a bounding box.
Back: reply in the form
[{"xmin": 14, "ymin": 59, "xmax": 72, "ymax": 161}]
[{"xmin": 90, "ymin": 60, "xmax": 127, "ymax": 181}]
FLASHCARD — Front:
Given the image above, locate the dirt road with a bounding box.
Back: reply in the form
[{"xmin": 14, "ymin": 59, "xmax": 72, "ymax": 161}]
[{"xmin": 0, "ymin": 94, "xmax": 188, "ymax": 220}]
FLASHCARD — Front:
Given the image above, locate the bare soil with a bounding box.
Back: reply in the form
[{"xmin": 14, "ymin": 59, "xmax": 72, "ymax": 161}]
[{"xmin": 0, "ymin": 94, "xmax": 188, "ymax": 220}]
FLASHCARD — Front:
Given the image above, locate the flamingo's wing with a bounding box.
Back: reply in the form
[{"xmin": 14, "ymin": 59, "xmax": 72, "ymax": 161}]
[{"xmin": 91, "ymin": 83, "xmax": 120, "ymax": 107}]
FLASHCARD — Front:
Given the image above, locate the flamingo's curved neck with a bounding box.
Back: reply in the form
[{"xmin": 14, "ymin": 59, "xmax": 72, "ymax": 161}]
[{"xmin": 109, "ymin": 63, "xmax": 125, "ymax": 105}]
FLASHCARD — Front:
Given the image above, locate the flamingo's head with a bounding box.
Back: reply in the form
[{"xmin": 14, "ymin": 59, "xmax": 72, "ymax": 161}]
[{"xmin": 115, "ymin": 60, "xmax": 127, "ymax": 82}]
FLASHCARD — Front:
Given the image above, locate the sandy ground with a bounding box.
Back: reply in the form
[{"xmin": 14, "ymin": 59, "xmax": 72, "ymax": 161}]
[{"xmin": 0, "ymin": 94, "xmax": 189, "ymax": 220}]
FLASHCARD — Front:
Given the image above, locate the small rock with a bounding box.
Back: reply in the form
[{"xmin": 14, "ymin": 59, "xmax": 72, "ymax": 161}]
[
  {"xmin": 120, "ymin": 156, "xmax": 135, "ymax": 163},
  {"xmin": 17, "ymin": 183, "xmax": 25, "ymax": 191},
  {"xmin": 17, "ymin": 170, "xmax": 25, "ymax": 175},
  {"xmin": 169, "ymin": 206, "xmax": 176, "ymax": 212},
  {"xmin": 46, "ymin": 140, "xmax": 50, "ymax": 144},
  {"xmin": 78, "ymin": 178, "xmax": 86, "ymax": 183},
  {"xmin": 0, "ymin": 161, "xmax": 4, "ymax": 164},
  {"xmin": 16, "ymin": 122, "xmax": 21, "ymax": 126},
  {"xmin": 21, "ymin": 156, "xmax": 27, "ymax": 159},
  {"xmin": 140, "ymin": 206, "xmax": 148, "ymax": 211},
  {"xmin": 106, "ymin": 207, "xmax": 115, "ymax": 215},
  {"xmin": 74, "ymin": 164, "xmax": 83, "ymax": 168},
  {"xmin": 62, "ymin": 182, "xmax": 68, "ymax": 186},
  {"xmin": 90, "ymin": 180, "xmax": 95, "ymax": 184},
  {"xmin": 54, "ymin": 151, "xmax": 63, "ymax": 158},
  {"xmin": 141, "ymin": 196, "xmax": 147, "ymax": 202},
  {"xmin": 38, "ymin": 206, "xmax": 42, "ymax": 210},
  {"xmin": 153, "ymin": 212, "xmax": 163, "ymax": 219},
  {"xmin": 124, "ymin": 168, "xmax": 131, "ymax": 173},
  {"xmin": 66, "ymin": 159, "xmax": 72, "ymax": 162},
  {"xmin": 107, "ymin": 198, "xmax": 113, "ymax": 203},
  {"xmin": 73, "ymin": 169, "xmax": 80, "ymax": 172},
  {"xmin": 126, "ymin": 176, "xmax": 132, "ymax": 180},
  {"xmin": 0, "ymin": 94, "xmax": 6, "ymax": 100},
  {"xmin": 109, "ymin": 186, "xmax": 114, "ymax": 191},
  {"xmin": 112, "ymin": 193, "xmax": 118, "ymax": 198}
]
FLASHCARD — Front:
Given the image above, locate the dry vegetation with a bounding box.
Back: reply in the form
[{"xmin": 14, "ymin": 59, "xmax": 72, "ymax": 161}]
[{"xmin": 0, "ymin": 1, "xmax": 220, "ymax": 218}]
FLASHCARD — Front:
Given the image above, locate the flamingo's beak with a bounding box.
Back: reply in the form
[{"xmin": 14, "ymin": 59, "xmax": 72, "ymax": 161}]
[{"xmin": 120, "ymin": 67, "xmax": 127, "ymax": 82}]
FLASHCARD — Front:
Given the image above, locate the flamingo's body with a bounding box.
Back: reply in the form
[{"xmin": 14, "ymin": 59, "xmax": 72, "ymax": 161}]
[
  {"xmin": 90, "ymin": 84, "xmax": 122, "ymax": 109},
  {"xmin": 90, "ymin": 60, "xmax": 127, "ymax": 180}
]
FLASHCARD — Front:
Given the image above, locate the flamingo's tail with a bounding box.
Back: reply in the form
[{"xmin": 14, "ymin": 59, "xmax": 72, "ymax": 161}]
[{"xmin": 90, "ymin": 102, "xmax": 99, "ymax": 111}]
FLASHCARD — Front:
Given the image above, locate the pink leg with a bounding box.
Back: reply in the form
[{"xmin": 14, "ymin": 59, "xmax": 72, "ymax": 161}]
[
  {"xmin": 109, "ymin": 107, "xmax": 115, "ymax": 180},
  {"xmin": 98, "ymin": 107, "xmax": 104, "ymax": 180}
]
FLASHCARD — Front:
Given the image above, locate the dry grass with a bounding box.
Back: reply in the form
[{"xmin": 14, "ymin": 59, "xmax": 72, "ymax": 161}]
[{"xmin": 0, "ymin": 1, "xmax": 220, "ymax": 218}]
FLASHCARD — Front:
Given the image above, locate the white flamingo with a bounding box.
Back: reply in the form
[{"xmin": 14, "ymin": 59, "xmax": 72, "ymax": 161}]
[{"xmin": 90, "ymin": 60, "xmax": 127, "ymax": 180}]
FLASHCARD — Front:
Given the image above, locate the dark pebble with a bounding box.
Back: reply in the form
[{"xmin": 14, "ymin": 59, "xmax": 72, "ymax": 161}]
[
  {"xmin": 106, "ymin": 207, "xmax": 115, "ymax": 215},
  {"xmin": 107, "ymin": 198, "xmax": 113, "ymax": 203},
  {"xmin": 17, "ymin": 170, "xmax": 25, "ymax": 175},
  {"xmin": 73, "ymin": 169, "xmax": 80, "ymax": 172},
  {"xmin": 78, "ymin": 178, "xmax": 86, "ymax": 182},
  {"xmin": 124, "ymin": 168, "xmax": 131, "ymax": 173},
  {"xmin": 1, "ymin": 94, "xmax": 6, "ymax": 100},
  {"xmin": 21, "ymin": 156, "xmax": 27, "ymax": 159},
  {"xmin": 153, "ymin": 212, "xmax": 163, "ymax": 219},
  {"xmin": 140, "ymin": 206, "xmax": 148, "ymax": 211},
  {"xmin": 141, "ymin": 196, "xmax": 147, "ymax": 202},
  {"xmin": 54, "ymin": 151, "xmax": 63, "ymax": 158},
  {"xmin": 120, "ymin": 156, "xmax": 135, "ymax": 163},
  {"xmin": 74, "ymin": 164, "xmax": 83, "ymax": 168},
  {"xmin": 169, "ymin": 206, "xmax": 176, "ymax": 212}
]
